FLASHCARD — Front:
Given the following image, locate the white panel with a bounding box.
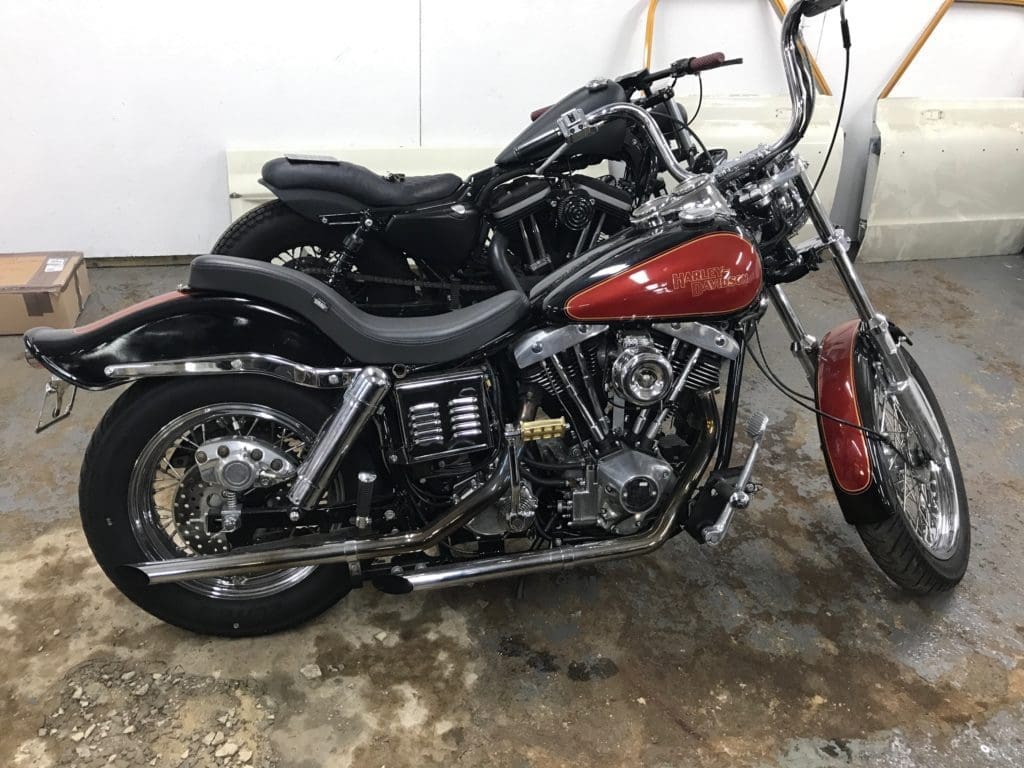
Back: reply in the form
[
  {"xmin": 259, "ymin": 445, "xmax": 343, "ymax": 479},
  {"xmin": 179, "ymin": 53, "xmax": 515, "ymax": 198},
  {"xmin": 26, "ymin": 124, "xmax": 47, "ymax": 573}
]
[
  {"xmin": 858, "ymin": 99, "xmax": 1024, "ymax": 263},
  {"xmin": 226, "ymin": 96, "xmax": 843, "ymax": 237},
  {"xmin": 5, "ymin": 0, "xmax": 1019, "ymax": 257},
  {"xmin": 807, "ymin": 1, "xmax": 1024, "ymax": 234},
  {"xmin": 0, "ymin": 0, "xmax": 419, "ymax": 257}
]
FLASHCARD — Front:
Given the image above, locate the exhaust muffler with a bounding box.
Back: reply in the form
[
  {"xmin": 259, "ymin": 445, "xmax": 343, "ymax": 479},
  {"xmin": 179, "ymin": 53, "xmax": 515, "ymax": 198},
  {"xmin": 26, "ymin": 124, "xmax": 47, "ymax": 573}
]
[
  {"xmin": 376, "ymin": 465, "xmax": 692, "ymax": 594},
  {"xmin": 121, "ymin": 454, "xmax": 510, "ymax": 586}
]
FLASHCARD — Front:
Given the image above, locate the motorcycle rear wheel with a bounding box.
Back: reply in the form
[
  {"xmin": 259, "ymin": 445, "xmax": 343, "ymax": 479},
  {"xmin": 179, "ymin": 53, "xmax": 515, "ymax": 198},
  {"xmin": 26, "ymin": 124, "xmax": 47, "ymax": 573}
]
[
  {"xmin": 79, "ymin": 376, "xmax": 370, "ymax": 636},
  {"xmin": 212, "ymin": 200, "xmax": 418, "ymax": 312}
]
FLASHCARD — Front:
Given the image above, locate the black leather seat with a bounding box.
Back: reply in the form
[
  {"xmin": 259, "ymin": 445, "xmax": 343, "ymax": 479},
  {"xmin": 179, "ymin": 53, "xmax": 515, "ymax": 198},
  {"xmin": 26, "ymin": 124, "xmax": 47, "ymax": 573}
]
[
  {"xmin": 189, "ymin": 256, "xmax": 529, "ymax": 365},
  {"xmin": 262, "ymin": 157, "xmax": 462, "ymax": 208}
]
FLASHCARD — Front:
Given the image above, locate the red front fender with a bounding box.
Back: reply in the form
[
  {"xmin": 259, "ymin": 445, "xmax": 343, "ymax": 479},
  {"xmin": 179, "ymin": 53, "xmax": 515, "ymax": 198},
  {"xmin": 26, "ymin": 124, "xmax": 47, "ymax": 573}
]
[
  {"xmin": 816, "ymin": 319, "xmax": 872, "ymax": 495},
  {"xmin": 815, "ymin": 319, "xmax": 896, "ymax": 525}
]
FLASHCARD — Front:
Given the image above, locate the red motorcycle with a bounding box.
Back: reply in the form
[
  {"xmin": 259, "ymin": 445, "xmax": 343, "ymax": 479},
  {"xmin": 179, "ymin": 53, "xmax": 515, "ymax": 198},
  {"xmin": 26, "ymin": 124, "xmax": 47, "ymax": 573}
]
[{"xmin": 25, "ymin": 0, "xmax": 967, "ymax": 636}]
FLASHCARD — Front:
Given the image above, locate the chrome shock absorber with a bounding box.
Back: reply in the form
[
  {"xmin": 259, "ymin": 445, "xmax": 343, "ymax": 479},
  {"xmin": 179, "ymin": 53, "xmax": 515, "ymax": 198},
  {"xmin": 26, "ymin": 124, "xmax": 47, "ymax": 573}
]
[{"xmin": 288, "ymin": 366, "xmax": 391, "ymax": 513}]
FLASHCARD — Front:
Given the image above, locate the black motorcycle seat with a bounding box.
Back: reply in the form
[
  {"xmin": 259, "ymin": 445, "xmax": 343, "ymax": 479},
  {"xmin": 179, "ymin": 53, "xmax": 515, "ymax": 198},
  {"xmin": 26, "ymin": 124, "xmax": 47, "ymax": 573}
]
[
  {"xmin": 261, "ymin": 157, "xmax": 462, "ymax": 208},
  {"xmin": 189, "ymin": 256, "xmax": 529, "ymax": 365}
]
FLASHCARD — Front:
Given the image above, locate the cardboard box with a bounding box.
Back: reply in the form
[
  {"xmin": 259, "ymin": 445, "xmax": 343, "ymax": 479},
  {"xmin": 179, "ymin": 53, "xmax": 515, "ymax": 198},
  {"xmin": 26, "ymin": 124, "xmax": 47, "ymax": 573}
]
[{"xmin": 0, "ymin": 252, "xmax": 90, "ymax": 335}]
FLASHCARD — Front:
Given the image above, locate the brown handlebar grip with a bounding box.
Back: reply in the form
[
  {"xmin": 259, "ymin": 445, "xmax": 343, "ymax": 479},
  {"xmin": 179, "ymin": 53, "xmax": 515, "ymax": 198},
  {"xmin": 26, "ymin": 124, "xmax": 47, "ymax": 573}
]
[
  {"xmin": 688, "ymin": 52, "xmax": 726, "ymax": 73},
  {"xmin": 529, "ymin": 105, "xmax": 551, "ymax": 122}
]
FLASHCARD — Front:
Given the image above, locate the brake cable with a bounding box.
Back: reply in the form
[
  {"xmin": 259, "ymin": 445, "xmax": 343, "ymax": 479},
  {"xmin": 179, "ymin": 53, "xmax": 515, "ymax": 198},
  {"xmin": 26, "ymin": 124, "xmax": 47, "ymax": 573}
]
[{"xmin": 746, "ymin": 327, "xmax": 915, "ymax": 466}]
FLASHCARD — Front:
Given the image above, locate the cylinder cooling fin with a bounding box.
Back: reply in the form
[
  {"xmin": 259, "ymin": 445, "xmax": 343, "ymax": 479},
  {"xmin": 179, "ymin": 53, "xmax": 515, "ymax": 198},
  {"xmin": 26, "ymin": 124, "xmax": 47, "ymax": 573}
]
[
  {"xmin": 489, "ymin": 178, "xmax": 552, "ymax": 223},
  {"xmin": 518, "ymin": 326, "xmax": 726, "ymax": 454},
  {"xmin": 684, "ymin": 355, "xmax": 722, "ymax": 391},
  {"xmin": 489, "ymin": 174, "xmax": 636, "ymax": 275}
]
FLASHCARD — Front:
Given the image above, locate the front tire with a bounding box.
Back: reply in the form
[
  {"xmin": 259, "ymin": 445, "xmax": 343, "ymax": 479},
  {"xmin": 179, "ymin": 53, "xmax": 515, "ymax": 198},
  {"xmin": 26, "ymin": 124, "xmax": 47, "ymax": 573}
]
[
  {"xmin": 80, "ymin": 376, "xmax": 366, "ymax": 636},
  {"xmin": 853, "ymin": 348, "xmax": 970, "ymax": 593}
]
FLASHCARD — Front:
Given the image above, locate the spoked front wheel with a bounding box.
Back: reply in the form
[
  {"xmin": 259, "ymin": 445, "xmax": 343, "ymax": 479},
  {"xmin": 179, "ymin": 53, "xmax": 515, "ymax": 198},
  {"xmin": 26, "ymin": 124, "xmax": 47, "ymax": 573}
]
[{"xmin": 854, "ymin": 347, "xmax": 970, "ymax": 593}]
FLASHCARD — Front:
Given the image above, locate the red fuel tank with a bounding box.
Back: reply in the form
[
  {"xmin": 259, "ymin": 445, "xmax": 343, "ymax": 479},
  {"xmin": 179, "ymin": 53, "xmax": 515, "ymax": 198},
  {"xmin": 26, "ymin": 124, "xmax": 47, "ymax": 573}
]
[{"xmin": 564, "ymin": 231, "xmax": 762, "ymax": 322}]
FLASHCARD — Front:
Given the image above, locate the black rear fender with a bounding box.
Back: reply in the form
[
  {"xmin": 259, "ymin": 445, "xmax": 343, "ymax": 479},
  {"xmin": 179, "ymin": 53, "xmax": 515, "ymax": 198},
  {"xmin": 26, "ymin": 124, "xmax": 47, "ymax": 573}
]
[
  {"xmin": 23, "ymin": 291, "xmax": 353, "ymax": 390},
  {"xmin": 260, "ymin": 180, "xmax": 363, "ymax": 223}
]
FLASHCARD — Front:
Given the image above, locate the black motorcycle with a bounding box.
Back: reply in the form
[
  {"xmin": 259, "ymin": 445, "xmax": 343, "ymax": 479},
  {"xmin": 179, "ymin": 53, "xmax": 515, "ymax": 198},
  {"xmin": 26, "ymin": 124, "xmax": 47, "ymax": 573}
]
[
  {"xmin": 213, "ymin": 54, "xmax": 739, "ymax": 314},
  {"xmin": 25, "ymin": 0, "xmax": 968, "ymax": 638}
]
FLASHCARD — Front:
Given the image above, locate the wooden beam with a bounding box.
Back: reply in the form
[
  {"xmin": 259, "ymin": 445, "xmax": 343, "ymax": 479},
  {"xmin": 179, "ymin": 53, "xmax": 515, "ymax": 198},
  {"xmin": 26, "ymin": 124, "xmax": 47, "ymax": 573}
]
[
  {"xmin": 879, "ymin": 0, "xmax": 1024, "ymax": 99},
  {"xmin": 643, "ymin": 0, "xmax": 660, "ymax": 70},
  {"xmin": 879, "ymin": 0, "xmax": 954, "ymax": 98},
  {"xmin": 958, "ymin": 0, "xmax": 1024, "ymax": 6}
]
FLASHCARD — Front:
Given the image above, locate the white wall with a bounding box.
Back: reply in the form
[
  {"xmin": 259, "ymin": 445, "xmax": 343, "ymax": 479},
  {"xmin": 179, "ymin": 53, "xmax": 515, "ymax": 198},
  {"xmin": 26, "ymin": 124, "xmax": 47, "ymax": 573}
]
[
  {"xmin": 1, "ymin": 0, "xmax": 1022, "ymax": 257},
  {"xmin": 809, "ymin": 1, "xmax": 1024, "ymax": 235}
]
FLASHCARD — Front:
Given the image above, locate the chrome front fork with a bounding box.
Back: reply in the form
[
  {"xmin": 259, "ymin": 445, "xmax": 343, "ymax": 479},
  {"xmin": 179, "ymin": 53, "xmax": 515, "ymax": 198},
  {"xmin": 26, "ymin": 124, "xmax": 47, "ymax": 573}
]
[{"xmin": 768, "ymin": 171, "xmax": 947, "ymax": 460}]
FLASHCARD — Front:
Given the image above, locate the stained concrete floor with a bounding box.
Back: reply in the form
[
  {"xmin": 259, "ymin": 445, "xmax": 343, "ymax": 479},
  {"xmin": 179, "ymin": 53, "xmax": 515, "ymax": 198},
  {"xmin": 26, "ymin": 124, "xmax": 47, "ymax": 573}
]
[{"xmin": 0, "ymin": 255, "xmax": 1022, "ymax": 768}]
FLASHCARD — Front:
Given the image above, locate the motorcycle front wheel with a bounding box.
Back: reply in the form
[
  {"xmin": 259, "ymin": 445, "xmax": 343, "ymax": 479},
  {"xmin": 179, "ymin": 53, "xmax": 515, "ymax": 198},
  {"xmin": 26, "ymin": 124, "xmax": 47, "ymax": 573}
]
[
  {"xmin": 850, "ymin": 347, "xmax": 970, "ymax": 593},
  {"xmin": 79, "ymin": 376, "xmax": 372, "ymax": 636}
]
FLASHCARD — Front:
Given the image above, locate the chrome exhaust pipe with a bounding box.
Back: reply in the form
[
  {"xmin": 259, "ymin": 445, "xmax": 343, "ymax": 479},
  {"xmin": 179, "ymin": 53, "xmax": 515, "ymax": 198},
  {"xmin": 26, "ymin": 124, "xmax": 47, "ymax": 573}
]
[
  {"xmin": 383, "ymin": 490, "xmax": 683, "ymax": 593},
  {"xmin": 379, "ymin": 393, "xmax": 719, "ymax": 594},
  {"xmin": 288, "ymin": 366, "xmax": 390, "ymax": 510},
  {"xmin": 123, "ymin": 455, "xmax": 511, "ymax": 586}
]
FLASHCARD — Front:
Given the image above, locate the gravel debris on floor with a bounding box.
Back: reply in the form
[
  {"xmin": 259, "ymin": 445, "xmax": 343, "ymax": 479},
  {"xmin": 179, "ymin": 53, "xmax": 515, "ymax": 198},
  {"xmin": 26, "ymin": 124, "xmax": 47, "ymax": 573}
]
[{"xmin": 33, "ymin": 658, "xmax": 274, "ymax": 767}]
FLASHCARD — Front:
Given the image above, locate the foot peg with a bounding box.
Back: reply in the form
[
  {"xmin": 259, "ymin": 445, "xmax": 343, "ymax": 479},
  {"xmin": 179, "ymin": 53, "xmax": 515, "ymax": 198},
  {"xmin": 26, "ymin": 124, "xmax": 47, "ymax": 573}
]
[{"xmin": 702, "ymin": 412, "xmax": 768, "ymax": 546}]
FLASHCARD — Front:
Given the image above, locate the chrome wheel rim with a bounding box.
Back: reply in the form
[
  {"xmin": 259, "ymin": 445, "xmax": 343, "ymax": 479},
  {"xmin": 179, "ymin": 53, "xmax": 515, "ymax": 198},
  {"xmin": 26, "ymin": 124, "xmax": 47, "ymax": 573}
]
[
  {"xmin": 872, "ymin": 373, "xmax": 961, "ymax": 559},
  {"xmin": 128, "ymin": 404, "xmax": 328, "ymax": 599}
]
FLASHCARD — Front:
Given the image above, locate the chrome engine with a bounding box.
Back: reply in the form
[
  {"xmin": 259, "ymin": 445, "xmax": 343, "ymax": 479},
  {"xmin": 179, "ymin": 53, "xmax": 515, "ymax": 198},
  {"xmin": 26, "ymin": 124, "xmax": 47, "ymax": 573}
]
[
  {"xmin": 567, "ymin": 448, "xmax": 675, "ymax": 534},
  {"xmin": 514, "ymin": 322, "xmax": 733, "ymax": 536}
]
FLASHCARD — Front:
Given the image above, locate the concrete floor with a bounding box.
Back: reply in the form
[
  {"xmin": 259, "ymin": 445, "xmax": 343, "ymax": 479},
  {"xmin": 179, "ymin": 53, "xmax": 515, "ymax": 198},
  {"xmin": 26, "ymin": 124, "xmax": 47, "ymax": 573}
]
[{"xmin": 1, "ymin": 256, "xmax": 1022, "ymax": 768}]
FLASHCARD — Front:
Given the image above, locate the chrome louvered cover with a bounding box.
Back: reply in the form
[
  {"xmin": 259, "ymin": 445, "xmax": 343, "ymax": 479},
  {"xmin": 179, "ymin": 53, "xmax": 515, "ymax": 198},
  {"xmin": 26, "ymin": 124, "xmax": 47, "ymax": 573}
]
[{"xmin": 393, "ymin": 368, "xmax": 494, "ymax": 463}]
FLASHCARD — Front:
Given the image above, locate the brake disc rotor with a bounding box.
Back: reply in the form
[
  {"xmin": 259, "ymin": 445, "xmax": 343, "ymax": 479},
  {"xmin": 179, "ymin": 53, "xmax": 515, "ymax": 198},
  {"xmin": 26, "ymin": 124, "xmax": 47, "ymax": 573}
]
[{"xmin": 173, "ymin": 476, "xmax": 231, "ymax": 555}]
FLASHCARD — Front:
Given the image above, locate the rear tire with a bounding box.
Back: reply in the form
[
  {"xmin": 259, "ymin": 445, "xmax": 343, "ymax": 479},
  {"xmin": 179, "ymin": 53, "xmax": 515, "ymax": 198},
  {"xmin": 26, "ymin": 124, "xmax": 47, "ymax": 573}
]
[
  {"xmin": 79, "ymin": 376, "xmax": 370, "ymax": 636},
  {"xmin": 213, "ymin": 201, "xmax": 417, "ymax": 311}
]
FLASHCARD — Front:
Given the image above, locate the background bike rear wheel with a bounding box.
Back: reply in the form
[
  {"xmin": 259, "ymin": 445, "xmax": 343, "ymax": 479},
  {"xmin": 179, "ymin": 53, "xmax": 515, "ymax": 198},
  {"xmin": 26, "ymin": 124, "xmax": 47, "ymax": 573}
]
[{"xmin": 212, "ymin": 201, "xmax": 417, "ymax": 312}]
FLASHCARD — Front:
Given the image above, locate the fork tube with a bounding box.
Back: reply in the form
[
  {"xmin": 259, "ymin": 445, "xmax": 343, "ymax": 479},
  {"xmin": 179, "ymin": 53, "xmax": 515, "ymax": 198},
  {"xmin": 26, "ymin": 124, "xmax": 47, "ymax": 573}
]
[
  {"xmin": 792, "ymin": 170, "xmax": 947, "ymax": 458},
  {"xmin": 714, "ymin": 330, "xmax": 746, "ymax": 473},
  {"xmin": 793, "ymin": 171, "xmax": 877, "ymax": 323},
  {"xmin": 767, "ymin": 285, "xmax": 818, "ymax": 385}
]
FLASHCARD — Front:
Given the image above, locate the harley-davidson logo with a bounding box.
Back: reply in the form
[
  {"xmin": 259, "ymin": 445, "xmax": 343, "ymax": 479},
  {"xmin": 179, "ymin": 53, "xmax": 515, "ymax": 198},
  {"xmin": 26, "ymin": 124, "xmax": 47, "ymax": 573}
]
[{"xmin": 671, "ymin": 267, "xmax": 752, "ymax": 297}]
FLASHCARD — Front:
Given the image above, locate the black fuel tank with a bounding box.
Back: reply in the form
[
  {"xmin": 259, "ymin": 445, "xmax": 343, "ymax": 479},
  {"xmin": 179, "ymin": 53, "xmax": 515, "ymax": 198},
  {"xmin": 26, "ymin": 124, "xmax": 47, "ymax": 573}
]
[{"xmin": 495, "ymin": 80, "xmax": 628, "ymax": 167}]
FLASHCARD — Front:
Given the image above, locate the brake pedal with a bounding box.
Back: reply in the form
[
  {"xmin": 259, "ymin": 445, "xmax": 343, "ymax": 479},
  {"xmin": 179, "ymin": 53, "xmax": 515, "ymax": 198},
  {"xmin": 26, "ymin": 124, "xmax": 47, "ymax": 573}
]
[{"xmin": 702, "ymin": 413, "xmax": 768, "ymax": 546}]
